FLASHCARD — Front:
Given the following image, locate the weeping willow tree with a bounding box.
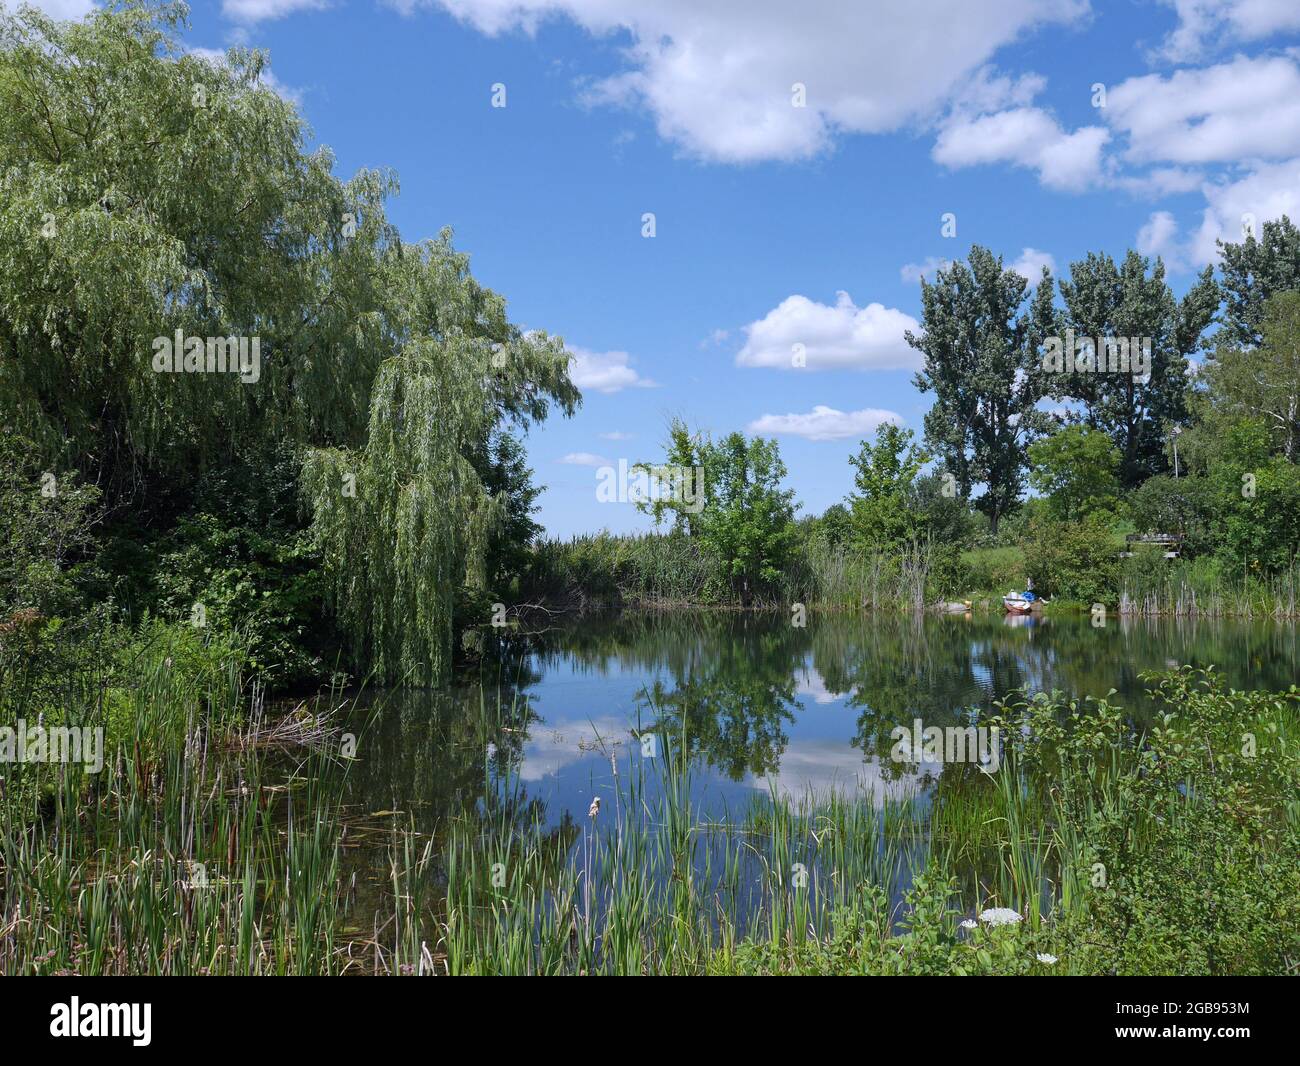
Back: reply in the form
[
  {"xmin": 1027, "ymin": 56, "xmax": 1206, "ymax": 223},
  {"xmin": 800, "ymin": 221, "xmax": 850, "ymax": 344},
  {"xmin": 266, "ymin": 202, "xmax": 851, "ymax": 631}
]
[{"xmin": 0, "ymin": 3, "xmax": 578, "ymax": 684}]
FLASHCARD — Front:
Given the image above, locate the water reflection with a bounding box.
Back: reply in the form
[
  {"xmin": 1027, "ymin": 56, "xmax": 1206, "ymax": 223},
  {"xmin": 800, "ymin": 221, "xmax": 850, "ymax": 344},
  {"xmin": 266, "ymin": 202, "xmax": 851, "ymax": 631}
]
[{"xmin": 339, "ymin": 611, "xmax": 1300, "ymax": 833}]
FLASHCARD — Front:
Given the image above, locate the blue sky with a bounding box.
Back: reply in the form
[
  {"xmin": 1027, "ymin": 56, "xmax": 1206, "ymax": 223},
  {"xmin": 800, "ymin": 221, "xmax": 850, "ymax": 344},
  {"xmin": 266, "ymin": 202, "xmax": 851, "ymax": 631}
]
[{"xmin": 25, "ymin": 0, "xmax": 1300, "ymax": 535}]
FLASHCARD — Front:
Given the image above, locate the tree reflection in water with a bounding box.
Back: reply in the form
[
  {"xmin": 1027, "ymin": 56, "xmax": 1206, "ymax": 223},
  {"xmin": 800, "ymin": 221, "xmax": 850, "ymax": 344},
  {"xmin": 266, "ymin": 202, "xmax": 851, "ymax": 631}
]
[{"xmin": 337, "ymin": 610, "xmax": 1299, "ymax": 831}]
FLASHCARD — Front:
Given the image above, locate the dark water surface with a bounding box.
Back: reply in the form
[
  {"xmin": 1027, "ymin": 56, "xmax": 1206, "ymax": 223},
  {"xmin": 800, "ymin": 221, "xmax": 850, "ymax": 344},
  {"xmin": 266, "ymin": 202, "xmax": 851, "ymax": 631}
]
[{"xmin": 338, "ymin": 610, "xmax": 1300, "ymax": 830}]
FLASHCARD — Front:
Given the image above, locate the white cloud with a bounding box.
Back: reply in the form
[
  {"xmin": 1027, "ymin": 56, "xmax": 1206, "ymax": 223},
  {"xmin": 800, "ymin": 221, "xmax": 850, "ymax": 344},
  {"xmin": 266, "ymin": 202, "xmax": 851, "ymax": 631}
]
[
  {"xmin": 222, "ymin": 0, "xmax": 329, "ymax": 22},
  {"xmin": 1111, "ymin": 166, "xmax": 1205, "ymax": 197},
  {"xmin": 746, "ymin": 405, "xmax": 902, "ymax": 442},
  {"xmin": 558, "ymin": 452, "xmax": 611, "ymax": 467},
  {"xmin": 1136, "ymin": 210, "xmax": 1188, "ymax": 271},
  {"xmin": 567, "ymin": 346, "xmax": 657, "ymax": 393},
  {"xmin": 1154, "ymin": 0, "xmax": 1300, "ymax": 61},
  {"xmin": 1191, "ymin": 156, "xmax": 1300, "ymax": 263},
  {"xmin": 932, "ymin": 106, "xmax": 1110, "ymax": 191},
  {"xmin": 599, "ymin": 431, "xmax": 634, "ymax": 441},
  {"xmin": 1008, "ymin": 247, "xmax": 1056, "ymax": 281},
  {"xmin": 736, "ymin": 291, "xmax": 920, "ymax": 371},
  {"xmin": 1105, "ymin": 55, "xmax": 1300, "ymax": 166},
  {"xmin": 403, "ymin": 0, "xmax": 1090, "ymax": 163},
  {"xmin": 755, "ymin": 747, "xmax": 933, "ymax": 805},
  {"xmin": 900, "ymin": 257, "xmax": 953, "ymax": 284}
]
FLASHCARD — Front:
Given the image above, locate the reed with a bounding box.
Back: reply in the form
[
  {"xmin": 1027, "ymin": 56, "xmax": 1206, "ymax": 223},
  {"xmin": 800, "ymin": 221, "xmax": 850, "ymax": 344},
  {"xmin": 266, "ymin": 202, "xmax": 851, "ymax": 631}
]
[{"xmin": 4, "ymin": 632, "xmax": 1294, "ymax": 975}]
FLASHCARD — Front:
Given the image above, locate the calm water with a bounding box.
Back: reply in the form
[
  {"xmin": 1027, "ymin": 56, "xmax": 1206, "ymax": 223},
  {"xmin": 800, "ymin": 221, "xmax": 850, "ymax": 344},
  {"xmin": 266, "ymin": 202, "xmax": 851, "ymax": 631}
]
[{"xmin": 338, "ymin": 610, "xmax": 1300, "ymax": 830}]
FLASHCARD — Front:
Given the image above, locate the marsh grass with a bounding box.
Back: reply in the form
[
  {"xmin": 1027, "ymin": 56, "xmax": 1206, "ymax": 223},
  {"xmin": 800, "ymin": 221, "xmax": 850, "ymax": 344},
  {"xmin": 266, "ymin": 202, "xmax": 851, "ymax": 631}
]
[
  {"xmin": 3, "ymin": 632, "xmax": 1295, "ymax": 975},
  {"xmin": 1120, "ymin": 557, "xmax": 1300, "ymax": 618}
]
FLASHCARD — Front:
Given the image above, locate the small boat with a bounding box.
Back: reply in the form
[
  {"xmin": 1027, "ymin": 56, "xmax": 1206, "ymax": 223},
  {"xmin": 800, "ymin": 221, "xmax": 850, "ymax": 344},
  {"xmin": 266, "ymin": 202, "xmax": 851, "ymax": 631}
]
[{"xmin": 1003, "ymin": 590, "xmax": 1040, "ymax": 614}]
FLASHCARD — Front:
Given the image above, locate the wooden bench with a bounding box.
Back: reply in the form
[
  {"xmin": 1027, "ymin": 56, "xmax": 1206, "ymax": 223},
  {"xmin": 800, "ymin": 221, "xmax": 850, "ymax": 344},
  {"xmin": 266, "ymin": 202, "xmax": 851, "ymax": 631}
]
[{"xmin": 1119, "ymin": 533, "xmax": 1185, "ymax": 559}]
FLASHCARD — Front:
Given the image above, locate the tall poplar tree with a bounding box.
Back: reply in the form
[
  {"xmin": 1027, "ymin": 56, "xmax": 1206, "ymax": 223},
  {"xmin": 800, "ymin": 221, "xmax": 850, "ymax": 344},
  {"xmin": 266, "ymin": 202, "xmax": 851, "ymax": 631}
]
[
  {"xmin": 1218, "ymin": 216, "xmax": 1300, "ymax": 348},
  {"xmin": 1055, "ymin": 250, "xmax": 1217, "ymax": 486},
  {"xmin": 906, "ymin": 246, "xmax": 1056, "ymax": 534}
]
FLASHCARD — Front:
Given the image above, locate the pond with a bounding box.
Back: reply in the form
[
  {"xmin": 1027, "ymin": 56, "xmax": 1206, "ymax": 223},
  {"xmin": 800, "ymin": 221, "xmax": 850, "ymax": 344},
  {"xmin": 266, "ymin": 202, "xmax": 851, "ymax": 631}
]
[{"xmin": 338, "ymin": 610, "xmax": 1300, "ymax": 832}]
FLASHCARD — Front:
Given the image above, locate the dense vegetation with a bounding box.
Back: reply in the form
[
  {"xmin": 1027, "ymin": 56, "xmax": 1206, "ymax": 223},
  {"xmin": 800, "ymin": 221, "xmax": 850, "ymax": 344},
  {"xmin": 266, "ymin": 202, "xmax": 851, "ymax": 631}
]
[
  {"xmin": 6, "ymin": 7, "xmax": 1300, "ymax": 701},
  {"xmin": 1, "ymin": 3, "xmax": 575, "ymax": 696},
  {"xmin": 528, "ymin": 253, "xmax": 1300, "ymax": 617},
  {"xmin": 2, "ymin": 5, "xmax": 1297, "ymax": 978},
  {"xmin": 4, "ymin": 646, "xmax": 1294, "ymax": 974}
]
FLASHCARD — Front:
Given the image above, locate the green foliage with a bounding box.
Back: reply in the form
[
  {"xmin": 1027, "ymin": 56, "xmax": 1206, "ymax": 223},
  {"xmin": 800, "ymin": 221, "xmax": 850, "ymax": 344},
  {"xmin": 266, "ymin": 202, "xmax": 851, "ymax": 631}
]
[
  {"xmin": 1203, "ymin": 290, "xmax": 1300, "ymax": 462},
  {"xmin": 152, "ymin": 515, "xmax": 326, "ymax": 690},
  {"xmin": 1028, "ymin": 423, "xmax": 1123, "ymax": 521},
  {"xmin": 994, "ymin": 671, "xmax": 1300, "ymax": 976},
  {"xmin": 523, "ymin": 531, "xmax": 715, "ymax": 606},
  {"xmin": 1217, "ymin": 455, "xmax": 1300, "ymax": 573},
  {"xmin": 960, "ymin": 545, "xmax": 1027, "ymax": 594},
  {"xmin": 0, "ymin": 5, "xmax": 576, "ymax": 687},
  {"xmin": 1217, "ymin": 215, "xmax": 1300, "ymax": 348},
  {"xmin": 481, "ymin": 431, "xmax": 544, "ymax": 594},
  {"xmin": 1022, "ymin": 512, "xmax": 1122, "ymax": 603},
  {"xmin": 0, "ymin": 435, "xmax": 102, "ymax": 619},
  {"xmin": 638, "ymin": 425, "xmax": 798, "ymax": 601},
  {"xmin": 908, "ymin": 245, "xmax": 1057, "ymax": 532},
  {"xmin": 811, "ymin": 503, "xmax": 852, "ymax": 547},
  {"xmin": 635, "ymin": 417, "xmax": 706, "ymax": 536},
  {"xmin": 911, "ymin": 468, "xmax": 981, "ymax": 545},
  {"xmin": 847, "ymin": 422, "xmax": 929, "ymax": 550},
  {"xmin": 1127, "ymin": 473, "xmax": 1215, "ymax": 551},
  {"xmin": 725, "ymin": 871, "xmax": 1054, "ymax": 976},
  {"xmin": 696, "ymin": 433, "xmax": 798, "ymax": 599},
  {"xmin": 1053, "ymin": 251, "xmax": 1217, "ymax": 486}
]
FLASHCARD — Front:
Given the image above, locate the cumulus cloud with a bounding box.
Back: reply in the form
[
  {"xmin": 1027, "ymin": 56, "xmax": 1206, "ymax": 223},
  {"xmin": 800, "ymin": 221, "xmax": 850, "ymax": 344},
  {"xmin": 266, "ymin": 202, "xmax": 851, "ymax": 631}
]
[
  {"xmin": 567, "ymin": 346, "xmax": 657, "ymax": 393},
  {"xmin": 1154, "ymin": 0, "xmax": 1300, "ymax": 61},
  {"xmin": 736, "ymin": 291, "xmax": 919, "ymax": 371},
  {"xmin": 1111, "ymin": 166, "xmax": 1205, "ymax": 197},
  {"xmin": 397, "ymin": 0, "xmax": 1090, "ymax": 163},
  {"xmin": 1191, "ymin": 157, "xmax": 1300, "ymax": 264},
  {"xmin": 1136, "ymin": 210, "xmax": 1188, "ymax": 271},
  {"xmin": 900, "ymin": 257, "xmax": 953, "ymax": 284},
  {"xmin": 1105, "ymin": 55, "xmax": 1300, "ymax": 166},
  {"xmin": 932, "ymin": 106, "xmax": 1110, "ymax": 191},
  {"xmin": 1008, "ymin": 247, "xmax": 1056, "ymax": 280},
  {"xmin": 746, "ymin": 405, "xmax": 902, "ymax": 442},
  {"xmin": 558, "ymin": 452, "xmax": 611, "ymax": 467}
]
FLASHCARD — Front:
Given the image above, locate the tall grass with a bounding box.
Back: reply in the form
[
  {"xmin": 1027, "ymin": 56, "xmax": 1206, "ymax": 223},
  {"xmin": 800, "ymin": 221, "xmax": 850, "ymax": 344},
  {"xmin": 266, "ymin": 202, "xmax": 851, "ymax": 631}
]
[
  {"xmin": 524, "ymin": 532, "xmax": 942, "ymax": 609},
  {"xmin": 1120, "ymin": 555, "xmax": 1300, "ymax": 617},
  {"xmin": 4, "ymin": 625, "xmax": 1295, "ymax": 975}
]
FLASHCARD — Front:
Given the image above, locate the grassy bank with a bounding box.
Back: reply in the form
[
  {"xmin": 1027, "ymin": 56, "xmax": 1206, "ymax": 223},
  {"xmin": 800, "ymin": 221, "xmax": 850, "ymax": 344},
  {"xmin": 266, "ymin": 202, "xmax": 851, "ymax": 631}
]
[
  {"xmin": 3, "ymin": 625, "xmax": 1296, "ymax": 974},
  {"xmin": 441, "ymin": 669, "xmax": 1299, "ymax": 975},
  {"xmin": 520, "ymin": 531, "xmax": 1300, "ymax": 619}
]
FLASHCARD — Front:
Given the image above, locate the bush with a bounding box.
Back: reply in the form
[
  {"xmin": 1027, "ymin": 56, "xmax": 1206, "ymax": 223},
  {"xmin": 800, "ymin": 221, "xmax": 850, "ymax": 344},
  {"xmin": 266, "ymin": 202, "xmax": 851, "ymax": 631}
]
[
  {"xmin": 994, "ymin": 670, "xmax": 1300, "ymax": 975},
  {"xmin": 1021, "ymin": 513, "xmax": 1122, "ymax": 604}
]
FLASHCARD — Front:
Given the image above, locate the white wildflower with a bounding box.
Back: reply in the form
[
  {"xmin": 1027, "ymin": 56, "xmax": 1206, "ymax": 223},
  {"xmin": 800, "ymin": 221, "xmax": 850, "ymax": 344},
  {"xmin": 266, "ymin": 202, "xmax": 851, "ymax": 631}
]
[
  {"xmin": 1036, "ymin": 953, "xmax": 1058, "ymax": 965},
  {"xmin": 959, "ymin": 919, "xmax": 977, "ymax": 930},
  {"xmin": 978, "ymin": 907, "xmax": 1023, "ymax": 927}
]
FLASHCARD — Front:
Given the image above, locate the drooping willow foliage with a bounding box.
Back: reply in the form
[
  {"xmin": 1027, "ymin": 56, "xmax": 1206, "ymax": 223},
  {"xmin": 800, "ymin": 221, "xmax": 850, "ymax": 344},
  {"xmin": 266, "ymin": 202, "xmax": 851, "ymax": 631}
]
[
  {"xmin": 0, "ymin": 3, "xmax": 578, "ymax": 684},
  {"xmin": 303, "ymin": 333, "xmax": 507, "ymax": 687}
]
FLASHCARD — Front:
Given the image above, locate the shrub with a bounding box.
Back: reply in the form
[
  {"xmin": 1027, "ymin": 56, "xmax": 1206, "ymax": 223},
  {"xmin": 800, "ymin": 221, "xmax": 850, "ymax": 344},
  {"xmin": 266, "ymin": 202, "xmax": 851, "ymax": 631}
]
[{"xmin": 1021, "ymin": 513, "xmax": 1122, "ymax": 604}]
